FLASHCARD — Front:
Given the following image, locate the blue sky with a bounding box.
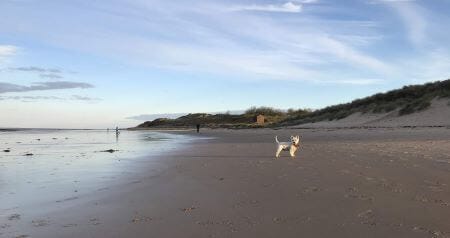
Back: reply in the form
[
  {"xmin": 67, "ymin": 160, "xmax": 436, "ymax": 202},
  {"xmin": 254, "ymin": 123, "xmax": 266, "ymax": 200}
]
[{"xmin": 1, "ymin": 0, "xmax": 450, "ymax": 128}]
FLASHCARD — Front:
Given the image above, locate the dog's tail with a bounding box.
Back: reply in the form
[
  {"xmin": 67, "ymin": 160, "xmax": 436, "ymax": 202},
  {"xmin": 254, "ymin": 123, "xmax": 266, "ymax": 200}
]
[{"xmin": 275, "ymin": 136, "xmax": 279, "ymax": 143}]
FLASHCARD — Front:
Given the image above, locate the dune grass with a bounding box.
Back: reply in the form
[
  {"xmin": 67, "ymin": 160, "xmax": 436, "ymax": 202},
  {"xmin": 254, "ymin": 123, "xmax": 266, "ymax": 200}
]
[
  {"xmin": 137, "ymin": 79, "xmax": 450, "ymax": 128},
  {"xmin": 278, "ymin": 79, "xmax": 450, "ymax": 126}
]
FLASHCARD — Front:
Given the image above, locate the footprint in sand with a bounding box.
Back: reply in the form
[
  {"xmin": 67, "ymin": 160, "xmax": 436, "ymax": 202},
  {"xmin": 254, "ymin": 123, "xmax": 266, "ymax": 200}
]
[
  {"xmin": 196, "ymin": 219, "xmax": 237, "ymax": 232},
  {"xmin": 345, "ymin": 187, "xmax": 374, "ymax": 202},
  {"xmin": 0, "ymin": 224, "xmax": 11, "ymax": 229},
  {"xmin": 232, "ymin": 199, "xmax": 260, "ymax": 209},
  {"xmin": 339, "ymin": 169, "xmax": 351, "ymax": 175},
  {"xmin": 131, "ymin": 214, "xmax": 153, "ymax": 223},
  {"xmin": 300, "ymin": 186, "xmax": 321, "ymax": 194},
  {"xmin": 272, "ymin": 216, "xmax": 312, "ymax": 225},
  {"xmin": 414, "ymin": 195, "xmax": 449, "ymax": 206},
  {"xmin": 412, "ymin": 226, "xmax": 447, "ymax": 237},
  {"xmin": 62, "ymin": 224, "xmax": 78, "ymax": 228},
  {"xmin": 32, "ymin": 219, "xmax": 50, "ymax": 227},
  {"xmin": 181, "ymin": 206, "xmax": 197, "ymax": 213},
  {"xmin": 89, "ymin": 218, "xmax": 101, "ymax": 225},
  {"xmin": 56, "ymin": 196, "xmax": 78, "ymax": 203},
  {"xmin": 8, "ymin": 214, "xmax": 21, "ymax": 221},
  {"xmin": 357, "ymin": 209, "xmax": 376, "ymax": 226},
  {"xmin": 424, "ymin": 180, "xmax": 446, "ymax": 192}
]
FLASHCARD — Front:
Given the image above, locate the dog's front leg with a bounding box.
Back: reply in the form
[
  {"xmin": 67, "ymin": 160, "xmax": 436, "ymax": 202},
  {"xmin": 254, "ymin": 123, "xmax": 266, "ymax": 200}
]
[{"xmin": 289, "ymin": 147, "xmax": 296, "ymax": 158}]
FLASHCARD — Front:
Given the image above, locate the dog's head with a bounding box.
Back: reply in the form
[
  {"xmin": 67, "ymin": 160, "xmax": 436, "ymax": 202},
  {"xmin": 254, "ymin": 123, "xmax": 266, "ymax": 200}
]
[{"xmin": 290, "ymin": 135, "xmax": 300, "ymax": 146}]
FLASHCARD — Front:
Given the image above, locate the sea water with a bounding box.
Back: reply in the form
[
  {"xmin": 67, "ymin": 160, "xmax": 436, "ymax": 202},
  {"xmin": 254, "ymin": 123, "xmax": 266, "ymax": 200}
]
[{"xmin": 0, "ymin": 129, "xmax": 196, "ymax": 218}]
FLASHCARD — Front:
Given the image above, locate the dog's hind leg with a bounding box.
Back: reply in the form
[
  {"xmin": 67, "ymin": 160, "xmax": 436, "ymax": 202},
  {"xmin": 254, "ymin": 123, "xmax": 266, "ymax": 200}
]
[{"xmin": 275, "ymin": 146, "xmax": 283, "ymax": 158}]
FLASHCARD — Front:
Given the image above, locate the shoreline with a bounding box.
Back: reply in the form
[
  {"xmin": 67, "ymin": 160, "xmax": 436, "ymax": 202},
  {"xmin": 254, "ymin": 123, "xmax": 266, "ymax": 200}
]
[
  {"xmin": 0, "ymin": 130, "xmax": 203, "ymax": 238},
  {"xmin": 2, "ymin": 128, "xmax": 450, "ymax": 237}
]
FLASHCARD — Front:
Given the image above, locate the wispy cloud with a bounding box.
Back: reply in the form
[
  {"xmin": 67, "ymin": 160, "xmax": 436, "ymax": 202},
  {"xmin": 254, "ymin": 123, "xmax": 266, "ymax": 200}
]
[
  {"xmin": 0, "ymin": 95, "xmax": 64, "ymax": 101},
  {"xmin": 76, "ymin": 3, "xmax": 387, "ymax": 82},
  {"xmin": 126, "ymin": 113, "xmax": 187, "ymax": 121},
  {"xmin": 0, "ymin": 45, "xmax": 17, "ymax": 56},
  {"xmin": 9, "ymin": 66, "xmax": 65, "ymax": 79},
  {"xmin": 71, "ymin": 95, "xmax": 101, "ymax": 101},
  {"xmin": 230, "ymin": 2, "xmax": 303, "ymax": 13},
  {"xmin": 296, "ymin": 0, "xmax": 319, "ymax": 3},
  {"xmin": 0, "ymin": 94, "xmax": 100, "ymax": 102},
  {"xmin": 0, "ymin": 1, "xmax": 391, "ymax": 83},
  {"xmin": 394, "ymin": 4, "xmax": 426, "ymax": 46},
  {"xmin": 399, "ymin": 49, "xmax": 450, "ymax": 83},
  {"xmin": 9, "ymin": 66, "xmax": 62, "ymax": 73},
  {"xmin": 321, "ymin": 78, "xmax": 385, "ymax": 85},
  {"xmin": 375, "ymin": 0, "xmax": 426, "ymax": 45},
  {"xmin": 0, "ymin": 45, "xmax": 18, "ymax": 63},
  {"xmin": 0, "ymin": 81, "xmax": 94, "ymax": 94},
  {"xmin": 2, "ymin": 0, "xmax": 446, "ymax": 87},
  {"xmin": 377, "ymin": 0, "xmax": 415, "ymax": 2},
  {"xmin": 39, "ymin": 73, "xmax": 63, "ymax": 79},
  {"xmin": 10, "ymin": 66, "xmax": 46, "ymax": 72},
  {"xmin": 317, "ymin": 36, "xmax": 392, "ymax": 73}
]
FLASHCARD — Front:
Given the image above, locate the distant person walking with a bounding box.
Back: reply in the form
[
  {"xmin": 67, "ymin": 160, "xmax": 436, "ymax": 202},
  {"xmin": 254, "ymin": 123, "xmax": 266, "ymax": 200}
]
[
  {"xmin": 115, "ymin": 126, "xmax": 120, "ymax": 135},
  {"xmin": 196, "ymin": 124, "xmax": 200, "ymax": 133}
]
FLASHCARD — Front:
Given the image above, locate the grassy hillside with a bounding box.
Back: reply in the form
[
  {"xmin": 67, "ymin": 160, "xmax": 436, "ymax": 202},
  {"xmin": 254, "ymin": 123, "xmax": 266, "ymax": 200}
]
[
  {"xmin": 135, "ymin": 79, "xmax": 450, "ymax": 129},
  {"xmin": 137, "ymin": 113, "xmax": 254, "ymax": 129},
  {"xmin": 136, "ymin": 107, "xmax": 310, "ymax": 129},
  {"xmin": 278, "ymin": 79, "xmax": 450, "ymax": 126}
]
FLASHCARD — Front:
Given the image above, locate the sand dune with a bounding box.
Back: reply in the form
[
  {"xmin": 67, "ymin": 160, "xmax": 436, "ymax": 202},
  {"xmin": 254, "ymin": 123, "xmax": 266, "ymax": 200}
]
[{"xmin": 296, "ymin": 99, "xmax": 450, "ymax": 128}]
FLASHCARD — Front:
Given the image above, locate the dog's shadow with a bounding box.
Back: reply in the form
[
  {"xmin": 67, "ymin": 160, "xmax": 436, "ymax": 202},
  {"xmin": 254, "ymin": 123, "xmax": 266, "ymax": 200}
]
[
  {"xmin": 182, "ymin": 155, "xmax": 303, "ymax": 159},
  {"xmin": 184, "ymin": 155, "xmax": 275, "ymax": 159}
]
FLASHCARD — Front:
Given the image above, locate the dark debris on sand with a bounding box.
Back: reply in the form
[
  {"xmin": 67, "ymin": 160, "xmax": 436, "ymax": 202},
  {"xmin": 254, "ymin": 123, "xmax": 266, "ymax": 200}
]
[{"xmin": 100, "ymin": 149, "xmax": 119, "ymax": 153}]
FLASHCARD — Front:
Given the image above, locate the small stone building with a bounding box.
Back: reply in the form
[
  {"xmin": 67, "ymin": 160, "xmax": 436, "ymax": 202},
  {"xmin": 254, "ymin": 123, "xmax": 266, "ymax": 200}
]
[{"xmin": 256, "ymin": 114, "xmax": 265, "ymax": 125}]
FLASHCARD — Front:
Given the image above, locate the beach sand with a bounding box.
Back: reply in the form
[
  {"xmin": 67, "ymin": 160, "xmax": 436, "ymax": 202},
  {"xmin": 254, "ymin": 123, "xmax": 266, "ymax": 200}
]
[
  {"xmin": 2, "ymin": 128, "xmax": 450, "ymax": 238},
  {"xmin": 297, "ymin": 99, "xmax": 450, "ymax": 128}
]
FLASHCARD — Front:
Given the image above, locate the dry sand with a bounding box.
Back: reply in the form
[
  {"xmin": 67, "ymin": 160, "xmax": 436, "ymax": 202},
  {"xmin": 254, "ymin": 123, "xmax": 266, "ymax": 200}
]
[
  {"xmin": 297, "ymin": 99, "xmax": 450, "ymax": 128},
  {"xmin": 2, "ymin": 128, "xmax": 450, "ymax": 238}
]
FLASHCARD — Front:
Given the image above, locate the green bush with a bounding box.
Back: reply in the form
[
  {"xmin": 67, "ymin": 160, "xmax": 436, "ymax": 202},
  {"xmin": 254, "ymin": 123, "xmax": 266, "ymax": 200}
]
[{"xmin": 244, "ymin": 106, "xmax": 284, "ymax": 116}]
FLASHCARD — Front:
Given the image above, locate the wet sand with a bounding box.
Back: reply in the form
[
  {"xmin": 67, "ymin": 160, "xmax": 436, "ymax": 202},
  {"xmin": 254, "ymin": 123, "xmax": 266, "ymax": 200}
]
[{"xmin": 2, "ymin": 128, "xmax": 450, "ymax": 238}]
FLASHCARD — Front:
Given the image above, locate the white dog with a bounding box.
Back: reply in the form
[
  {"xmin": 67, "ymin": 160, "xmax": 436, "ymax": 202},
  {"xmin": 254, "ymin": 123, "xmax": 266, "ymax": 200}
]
[{"xmin": 275, "ymin": 135, "xmax": 300, "ymax": 158}]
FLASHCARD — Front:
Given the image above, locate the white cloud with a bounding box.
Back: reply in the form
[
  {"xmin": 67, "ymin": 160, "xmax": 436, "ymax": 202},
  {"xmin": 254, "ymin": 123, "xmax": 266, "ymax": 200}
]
[
  {"xmin": 378, "ymin": 0, "xmax": 426, "ymax": 45},
  {"xmin": 396, "ymin": 5, "xmax": 425, "ymax": 45},
  {"xmin": 0, "ymin": 1, "xmax": 397, "ymax": 84},
  {"xmin": 0, "ymin": 45, "xmax": 17, "ymax": 57},
  {"xmin": 0, "ymin": 94, "xmax": 100, "ymax": 103},
  {"xmin": 297, "ymin": 0, "xmax": 319, "ymax": 3},
  {"xmin": 317, "ymin": 36, "xmax": 393, "ymax": 74},
  {"xmin": 401, "ymin": 49, "xmax": 450, "ymax": 83},
  {"xmin": 324, "ymin": 78, "xmax": 385, "ymax": 85},
  {"xmin": 0, "ymin": 81, "xmax": 94, "ymax": 94},
  {"xmin": 378, "ymin": 0, "xmax": 415, "ymax": 2},
  {"xmin": 230, "ymin": 2, "xmax": 302, "ymax": 13},
  {"xmin": 368, "ymin": 0, "xmax": 415, "ymax": 4},
  {"xmin": 0, "ymin": 45, "xmax": 18, "ymax": 63}
]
